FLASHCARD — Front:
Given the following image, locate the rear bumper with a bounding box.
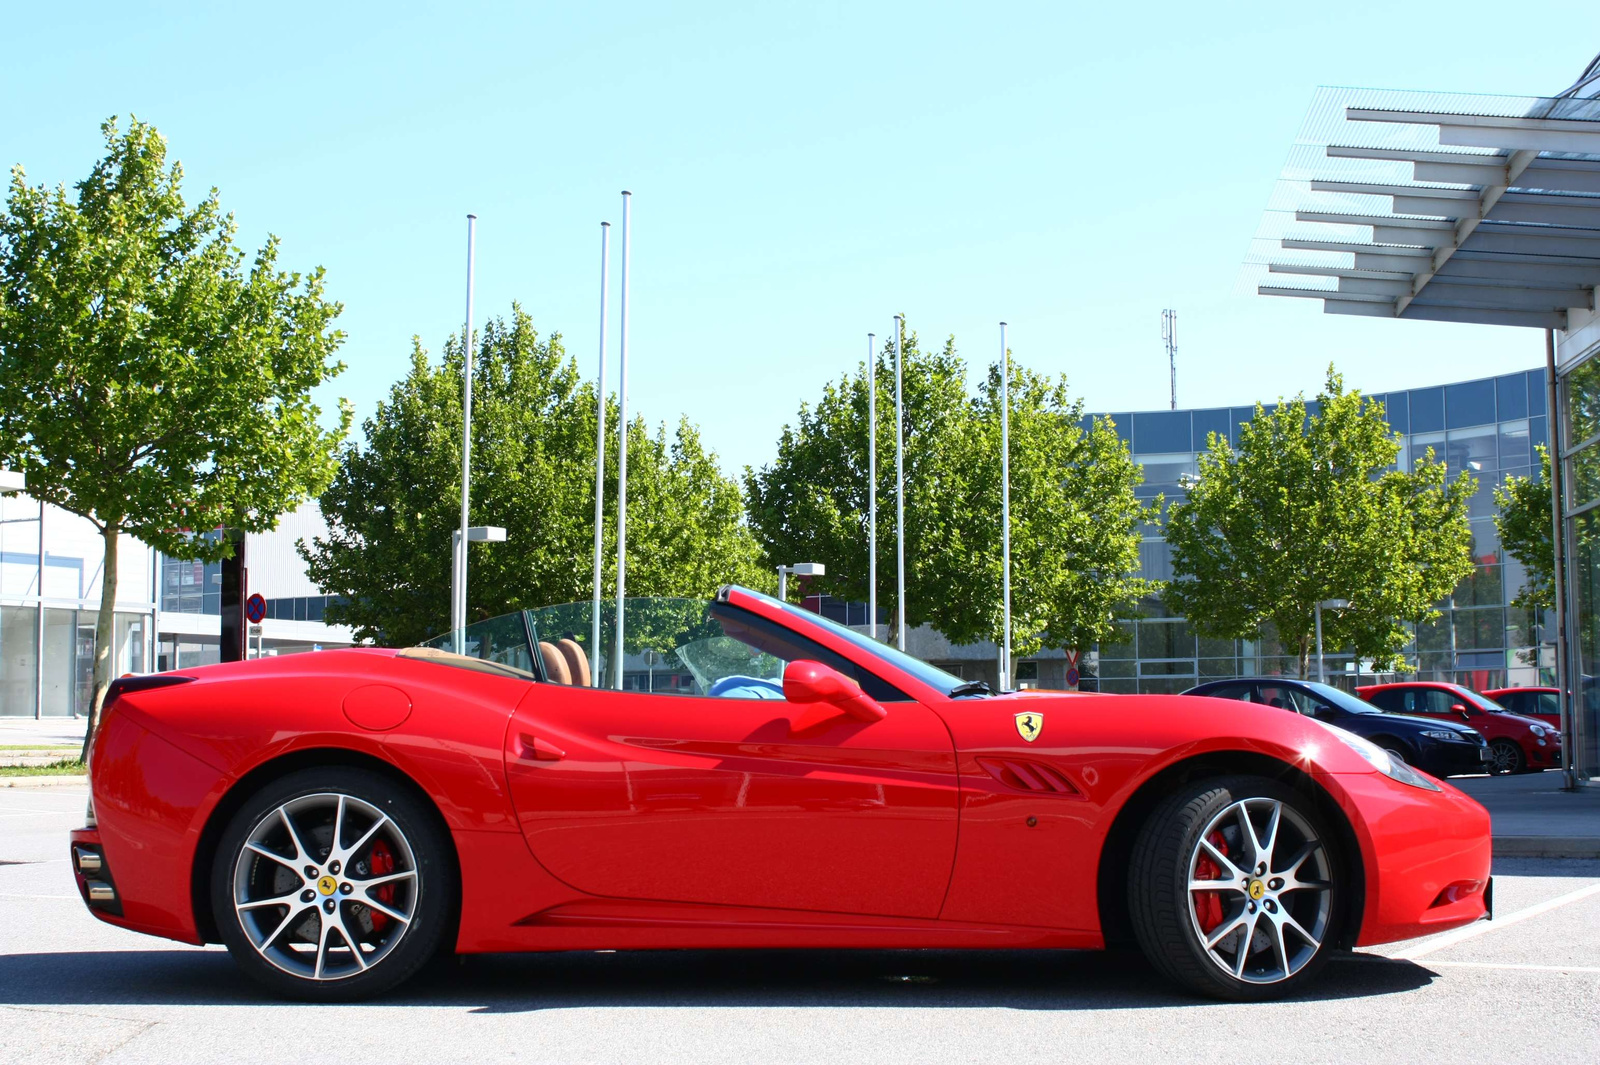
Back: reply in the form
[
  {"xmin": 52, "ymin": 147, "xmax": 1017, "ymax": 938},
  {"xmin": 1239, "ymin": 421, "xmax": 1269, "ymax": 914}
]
[{"xmin": 1326, "ymin": 770, "xmax": 1492, "ymax": 947}]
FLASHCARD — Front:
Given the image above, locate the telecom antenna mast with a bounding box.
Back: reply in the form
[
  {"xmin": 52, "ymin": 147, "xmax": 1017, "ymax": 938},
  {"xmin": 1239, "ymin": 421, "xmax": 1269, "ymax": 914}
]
[{"xmin": 1161, "ymin": 309, "xmax": 1177, "ymax": 410}]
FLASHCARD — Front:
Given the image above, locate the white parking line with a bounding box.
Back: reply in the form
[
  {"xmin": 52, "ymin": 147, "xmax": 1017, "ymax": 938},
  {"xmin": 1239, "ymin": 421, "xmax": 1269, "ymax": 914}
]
[
  {"xmin": 1429, "ymin": 961, "xmax": 1600, "ymax": 974},
  {"xmin": 1394, "ymin": 882, "xmax": 1600, "ymax": 961}
]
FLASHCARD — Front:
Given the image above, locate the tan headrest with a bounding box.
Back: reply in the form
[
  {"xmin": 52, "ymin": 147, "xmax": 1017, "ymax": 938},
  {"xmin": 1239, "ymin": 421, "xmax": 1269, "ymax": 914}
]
[
  {"xmin": 557, "ymin": 638, "xmax": 590, "ymax": 687},
  {"xmin": 540, "ymin": 641, "xmax": 572, "ymax": 685}
]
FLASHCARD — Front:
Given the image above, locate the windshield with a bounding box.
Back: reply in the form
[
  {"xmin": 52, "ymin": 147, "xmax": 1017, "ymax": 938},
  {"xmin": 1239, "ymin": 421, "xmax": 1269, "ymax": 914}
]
[
  {"xmin": 1301, "ymin": 681, "xmax": 1381, "ymax": 715},
  {"xmin": 416, "ymin": 592, "xmax": 950, "ymax": 701},
  {"xmin": 751, "ymin": 589, "xmax": 971, "ymax": 696},
  {"xmin": 1455, "ymin": 686, "xmax": 1512, "ymax": 714}
]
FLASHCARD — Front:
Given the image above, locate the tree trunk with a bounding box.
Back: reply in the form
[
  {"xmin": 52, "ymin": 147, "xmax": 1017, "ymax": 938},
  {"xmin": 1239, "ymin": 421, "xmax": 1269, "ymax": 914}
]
[
  {"xmin": 81, "ymin": 524, "xmax": 119, "ymax": 764},
  {"xmin": 1297, "ymin": 635, "xmax": 1312, "ymax": 680}
]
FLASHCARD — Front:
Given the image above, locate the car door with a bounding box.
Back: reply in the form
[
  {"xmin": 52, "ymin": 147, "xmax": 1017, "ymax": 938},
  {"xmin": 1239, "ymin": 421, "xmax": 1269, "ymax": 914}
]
[{"xmin": 503, "ymin": 605, "xmax": 959, "ymax": 919}]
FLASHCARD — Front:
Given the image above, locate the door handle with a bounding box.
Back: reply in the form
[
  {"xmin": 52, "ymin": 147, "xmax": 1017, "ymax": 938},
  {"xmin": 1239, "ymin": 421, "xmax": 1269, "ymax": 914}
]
[{"xmin": 516, "ymin": 733, "xmax": 565, "ymax": 762}]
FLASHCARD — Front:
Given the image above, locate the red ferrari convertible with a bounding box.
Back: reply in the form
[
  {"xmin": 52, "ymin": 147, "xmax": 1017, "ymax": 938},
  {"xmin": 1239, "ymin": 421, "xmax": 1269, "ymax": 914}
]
[{"xmin": 70, "ymin": 587, "xmax": 1491, "ymax": 1002}]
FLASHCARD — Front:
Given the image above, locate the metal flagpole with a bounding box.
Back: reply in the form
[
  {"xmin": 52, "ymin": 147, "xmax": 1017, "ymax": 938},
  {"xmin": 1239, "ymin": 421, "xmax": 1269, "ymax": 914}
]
[
  {"xmin": 893, "ymin": 314, "xmax": 906, "ymax": 651},
  {"xmin": 613, "ymin": 191, "xmax": 632, "ymax": 689},
  {"xmin": 867, "ymin": 332, "xmax": 877, "ymax": 641},
  {"xmin": 453, "ymin": 213, "xmax": 477, "ymax": 654},
  {"xmin": 1000, "ymin": 322, "xmax": 1012, "ymax": 689},
  {"xmin": 590, "ymin": 221, "xmax": 610, "ymax": 685}
]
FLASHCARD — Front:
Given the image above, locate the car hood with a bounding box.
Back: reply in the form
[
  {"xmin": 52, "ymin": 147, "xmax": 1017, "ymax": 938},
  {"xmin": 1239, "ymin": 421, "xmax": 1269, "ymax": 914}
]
[
  {"xmin": 1370, "ymin": 712, "xmax": 1479, "ymax": 736},
  {"xmin": 1486, "ymin": 711, "xmax": 1552, "ymax": 732}
]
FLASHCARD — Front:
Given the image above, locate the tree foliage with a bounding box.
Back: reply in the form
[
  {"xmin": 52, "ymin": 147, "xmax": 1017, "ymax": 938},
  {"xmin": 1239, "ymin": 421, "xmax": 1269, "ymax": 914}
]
[
  {"xmin": 301, "ymin": 306, "xmax": 766, "ymax": 647},
  {"xmin": 1494, "ymin": 445, "xmax": 1554, "ymax": 612},
  {"xmin": 1163, "ymin": 367, "xmax": 1475, "ymax": 676},
  {"xmin": 744, "ymin": 322, "xmax": 1154, "ymax": 659},
  {"xmin": 0, "ymin": 117, "xmax": 349, "ymax": 740}
]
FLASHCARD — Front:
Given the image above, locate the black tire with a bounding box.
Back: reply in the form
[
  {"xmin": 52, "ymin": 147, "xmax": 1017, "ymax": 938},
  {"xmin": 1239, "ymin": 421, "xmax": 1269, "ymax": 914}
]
[
  {"xmin": 210, "ymin": 766, "xmax": 457, "ymax": 1002},
  {"xmin": 1487, "ymin": 738, "xmax": 1525, "ymax": 776},
  {"xmin": 1127, "ymin": 775, "xmax": 1345, "ymax": 1001}
]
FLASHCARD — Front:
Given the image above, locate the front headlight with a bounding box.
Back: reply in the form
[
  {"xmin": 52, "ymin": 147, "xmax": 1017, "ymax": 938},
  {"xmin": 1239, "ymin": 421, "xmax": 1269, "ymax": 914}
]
[
  {"xmin": 1530, "ymin": 724, "xmax": 1547, "ymax": 738},
  {"xmin": 1422, "ymin": 729, "xmax": 1469, "ymax": 743},
  {"xmin": 1330, "ymin": 729, "xmax": 1441, "ymax": 791}
]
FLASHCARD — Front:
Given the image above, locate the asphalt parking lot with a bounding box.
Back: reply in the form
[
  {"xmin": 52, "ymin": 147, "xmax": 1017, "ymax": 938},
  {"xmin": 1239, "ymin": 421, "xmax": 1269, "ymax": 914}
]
[{"xmin": 2, "ymin": 785, "xmax": 1596, "ymax": 1065}]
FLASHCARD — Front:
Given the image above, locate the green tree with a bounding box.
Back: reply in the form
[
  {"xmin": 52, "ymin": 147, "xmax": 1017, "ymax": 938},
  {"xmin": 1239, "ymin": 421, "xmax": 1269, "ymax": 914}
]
[
  {"xmin": 301, "ymin": 306, "xmax": 766, "ymax": 648},
  {"xmin": 744, "ymin": 325, "xmax": 971, "ymax": 636},
  {"xmin": 0, "ymin": 117, "xmax": 349, "ymax": 746},
  {"xmin": 744, "ymin": 323, "xmax": 1154, "ymax": 658},
  {"xmin": 1164, "ymin": 367, "xmax": 1474, "ymax": 676},
  {"xmin": 1494, "ymin": 446, "xmax": 1554, "ymax": 612},
  {"xmin": 945, "ymin": 362, "xmax": 1155, "ymax": 660}
]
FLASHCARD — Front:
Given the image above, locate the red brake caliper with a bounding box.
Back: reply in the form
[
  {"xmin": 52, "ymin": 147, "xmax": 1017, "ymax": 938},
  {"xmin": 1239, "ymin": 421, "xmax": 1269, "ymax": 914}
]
[
  {"xmin": 1194, "ymin": 830, "xmax": 1227, "ymax": 933},
  {"xmin": 367, "ymin": 839, "xmax": 396, "ymax": 933}
]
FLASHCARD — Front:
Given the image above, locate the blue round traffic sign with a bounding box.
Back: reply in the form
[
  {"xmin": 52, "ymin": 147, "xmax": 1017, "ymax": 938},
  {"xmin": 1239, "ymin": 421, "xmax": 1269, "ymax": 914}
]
[
  {"xmin": 246, "ymin": 593, "xmax": 267, "ymax": 624},
  {"xmin": 1066, "ymin": 667, "xmax": 1080, "ymax": 688}
]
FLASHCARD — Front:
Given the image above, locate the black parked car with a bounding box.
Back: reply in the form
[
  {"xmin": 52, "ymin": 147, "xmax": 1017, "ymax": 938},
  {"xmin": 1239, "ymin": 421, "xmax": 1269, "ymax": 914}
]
[{"xmin": 1184, "ymin": 677, "xmax": 1492, "ymax": 779}]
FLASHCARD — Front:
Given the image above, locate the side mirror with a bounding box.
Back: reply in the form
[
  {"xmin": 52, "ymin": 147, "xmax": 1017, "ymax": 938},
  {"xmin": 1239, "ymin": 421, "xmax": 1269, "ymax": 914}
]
[{"xmin": 782, "ymin": 660, "xmax": 887, "ymax": 723}]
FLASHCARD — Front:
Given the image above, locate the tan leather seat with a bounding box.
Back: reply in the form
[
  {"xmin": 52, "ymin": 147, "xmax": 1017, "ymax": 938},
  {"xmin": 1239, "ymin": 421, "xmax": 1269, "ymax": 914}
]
[
  {"xmin": 540, "ymin": 641, "xmax": 572, "ymax": 685},
  {"xmin": 557, "ymin": 638, "xmax": 590, "ymax": 687}
]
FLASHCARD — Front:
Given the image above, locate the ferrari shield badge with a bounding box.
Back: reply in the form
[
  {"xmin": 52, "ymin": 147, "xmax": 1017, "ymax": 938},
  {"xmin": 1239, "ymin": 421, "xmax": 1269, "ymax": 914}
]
[{"xmin": 1014, "ymin": 710, "xmax": 1043, "ymax": 743}]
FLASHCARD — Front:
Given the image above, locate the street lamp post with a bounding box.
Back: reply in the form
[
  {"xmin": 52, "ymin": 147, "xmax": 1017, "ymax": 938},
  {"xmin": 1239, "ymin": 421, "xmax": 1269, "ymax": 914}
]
[
  {"xmin": 1315, "ymin": 598, "xmax": 1350, "ymax": 684},
  {"xmin": 451, "ymin": 526, "xmax": 507, "ymax": 653},
  {"xmin": 777, "ymin": 562, "xmax": 825, "ymax": 603},
  {"xmin": 452, "ymin": 214, "xmax": 478, "ymax": 643}
]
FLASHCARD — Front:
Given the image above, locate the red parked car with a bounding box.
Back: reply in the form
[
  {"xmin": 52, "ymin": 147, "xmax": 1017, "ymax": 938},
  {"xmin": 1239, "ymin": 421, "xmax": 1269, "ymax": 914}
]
[
  {"xmin": 72, "ymin": 587, "xmax": 1492, "ymax": 1003},
  {"xmin": 1481, "ymin": 686, "xmax": 1562, "ymax": 730},
  {"xmin": 1357, "ymin": 682, "xmax": 1561, "ymax": 775}
]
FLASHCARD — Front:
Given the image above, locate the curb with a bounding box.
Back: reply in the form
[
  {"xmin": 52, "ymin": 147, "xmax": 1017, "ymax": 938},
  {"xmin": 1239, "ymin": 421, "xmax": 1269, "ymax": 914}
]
[
  {"xmin": 1493, "ymin": 836, "xmax": 1600, "ymax": 860},
  {"xmin": 1, "ymin": 775, "xmax": 89, "ymax": 789}
]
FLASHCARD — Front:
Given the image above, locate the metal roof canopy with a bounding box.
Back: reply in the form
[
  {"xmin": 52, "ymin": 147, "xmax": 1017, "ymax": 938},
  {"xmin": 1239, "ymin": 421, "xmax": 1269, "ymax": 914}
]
[{"xmin": 1245, "ymin": 74, "xmax": 1600, "ymax": 330}]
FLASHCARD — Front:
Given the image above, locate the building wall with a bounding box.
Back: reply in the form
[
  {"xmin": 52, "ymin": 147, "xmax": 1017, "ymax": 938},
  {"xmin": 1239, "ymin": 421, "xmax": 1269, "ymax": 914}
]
[
  {"xmin": 0, "ymin": 496, "xmax": 352, "ymax": 717},
  {"xmin": 1083, "ymin": 367, "xmax": 1549, "ymax": 695}
]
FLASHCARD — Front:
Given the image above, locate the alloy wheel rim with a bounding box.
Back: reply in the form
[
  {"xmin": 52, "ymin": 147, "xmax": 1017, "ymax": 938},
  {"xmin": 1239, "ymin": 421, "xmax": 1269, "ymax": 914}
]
[
  {"xmin": 232, "ymin": 792, "xmax": 418, "ymax": 981},
  {"xmin": 1491, "ymin": 742, "xmax": 1518, "ymax": 773},
  {"xmin": 1185, "ymin": 797, "xmax": 1333, "ymax": 985}
]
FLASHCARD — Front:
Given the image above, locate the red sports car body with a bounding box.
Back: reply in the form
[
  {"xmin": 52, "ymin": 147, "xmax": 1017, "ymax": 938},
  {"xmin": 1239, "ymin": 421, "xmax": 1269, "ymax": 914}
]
[
  {"xmin": 1358, "ymin": 681, "xmax": 1561, "ymax": 775},
  {"xmin": 71, "ymin": 587, "xmax": 1492, "ymax": 1001}
]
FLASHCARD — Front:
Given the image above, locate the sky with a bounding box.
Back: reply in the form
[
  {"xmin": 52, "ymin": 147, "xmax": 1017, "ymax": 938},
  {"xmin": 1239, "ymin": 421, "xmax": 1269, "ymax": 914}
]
[{"xmin": 4, "ymin": 2, "xmax": 1596, "ymax": 477}]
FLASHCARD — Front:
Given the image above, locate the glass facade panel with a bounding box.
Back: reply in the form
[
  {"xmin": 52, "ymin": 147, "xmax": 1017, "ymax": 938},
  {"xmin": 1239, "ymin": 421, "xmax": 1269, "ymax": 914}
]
[
  {"xmin": 1446, "ymin": 424, "xmax": 1496, "ymax": 476},
  {"xmin": 1568, "ymin": 507, "xmax": 1600, "ymax": 776},
  {"xmin": 1, "ymin": 606, "xmax": 38, "ymax": 717},
  {"xmin": 1136, "ymin": 453, "xmax": 1197, "ymax": 487},
  {"xmin": 1192, "ymin": 409, "xmax": 1232, "ymax": 450},
  {"xmin": 1496, "ymin": 420, "xmax": 1531, "ymax": 470},
  {"xmin": 1410, "ymin": 386, "xmax": 1445, "ymax": 433},
  {"xmin": 1446, "ymin": 378, "xmax": 1497, "ymax": 428},
  {"xmin": 1132, "ymin": 411, "xmax": 1193, "ymax": 454},
  {"xmin": 41, "ymin": 608, "xmax": 76, "ymax": 717},
  {"xmin": 1496, "ymin": 373, "xmax": 1529, "ymax": 421}
]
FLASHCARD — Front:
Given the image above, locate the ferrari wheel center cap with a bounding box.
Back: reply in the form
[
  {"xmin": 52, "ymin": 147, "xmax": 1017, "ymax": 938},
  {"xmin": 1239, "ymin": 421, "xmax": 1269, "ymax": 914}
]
[
  {"xmin": 1247, "ymin": 878, "xmax": 1266, "ymax": 901},
  {"xmin": 317, "ymin": 874, "xmax": 338, "ymax": 896}
]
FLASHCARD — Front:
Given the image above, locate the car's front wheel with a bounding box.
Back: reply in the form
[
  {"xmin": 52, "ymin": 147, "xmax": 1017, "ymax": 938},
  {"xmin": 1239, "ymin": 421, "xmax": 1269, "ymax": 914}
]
[
  {"xmin": 1487, "ymin": 738, "xmax": 1525, "ymax": 775},
  {"xmin": 1128, "ymin": 775, "xmax": 1344, "ymax": 1000},
  {"xmin": 211, "ymin": 767, "xmax": 456, "ymax": 1001}
]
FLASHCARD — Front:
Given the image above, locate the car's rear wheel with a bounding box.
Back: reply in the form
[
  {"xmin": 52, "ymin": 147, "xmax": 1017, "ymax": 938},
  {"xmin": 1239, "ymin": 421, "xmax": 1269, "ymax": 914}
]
[
  {"xmin": 1488, "ymin": 738, "xmax": 1524, "ymax": 775},
  {"xmin": 1128, "ymin": 775, "xmax": 1343, "ymax": 1001},
  {"xmin": 211, "ymin": 767, "xmax": 455, "ymax": 1001}
]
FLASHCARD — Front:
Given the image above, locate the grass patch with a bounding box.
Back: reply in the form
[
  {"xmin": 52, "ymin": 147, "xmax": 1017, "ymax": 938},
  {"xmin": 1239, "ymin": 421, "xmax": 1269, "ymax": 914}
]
[
  {"xmin": 0, "ymin": 759, "xmax": 86, "ymax": 777},
  {"xmin": 0, "ymin": 745, "xmax": 79, "ymax": 752}
]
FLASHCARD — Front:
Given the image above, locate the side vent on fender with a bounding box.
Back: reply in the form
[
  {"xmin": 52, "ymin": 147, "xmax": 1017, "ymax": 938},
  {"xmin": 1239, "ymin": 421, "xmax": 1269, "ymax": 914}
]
[{"xmin": 977, "ymin": 757, "xmax": 1082, "ymax": 796}]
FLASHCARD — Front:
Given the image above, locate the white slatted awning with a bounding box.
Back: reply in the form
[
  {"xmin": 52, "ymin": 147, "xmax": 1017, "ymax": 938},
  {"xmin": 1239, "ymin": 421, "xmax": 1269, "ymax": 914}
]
[{"xmin": 1245, "ymin": 80, "xmax": 1600, "ymax": 330}]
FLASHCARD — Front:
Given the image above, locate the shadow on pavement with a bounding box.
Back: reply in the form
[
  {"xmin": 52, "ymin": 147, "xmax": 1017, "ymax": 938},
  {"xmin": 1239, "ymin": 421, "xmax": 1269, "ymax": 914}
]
[{"xmin": 0, "ymin": 947, "xmax": 1436, "ymax": 1012}]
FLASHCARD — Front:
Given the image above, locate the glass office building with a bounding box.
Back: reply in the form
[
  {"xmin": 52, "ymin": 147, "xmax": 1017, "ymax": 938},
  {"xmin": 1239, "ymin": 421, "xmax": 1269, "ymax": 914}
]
[
  {"xmin": 0, "ymin": 500, "xmax": 353, "ymax": 717},
  {"xmin": 1086, "ymin": 368, "xmax": 1549, "ymax": 696}
]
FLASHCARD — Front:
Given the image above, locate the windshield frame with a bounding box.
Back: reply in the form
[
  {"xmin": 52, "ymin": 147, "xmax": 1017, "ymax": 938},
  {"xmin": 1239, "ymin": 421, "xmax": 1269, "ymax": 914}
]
[
  {"xmin": 727, "ymin": 586, "xmax": 973, "ymax": 698},
  {"xmin": 1451, "ymin": 685, "xmax": 1512, "ymax": 714}
]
